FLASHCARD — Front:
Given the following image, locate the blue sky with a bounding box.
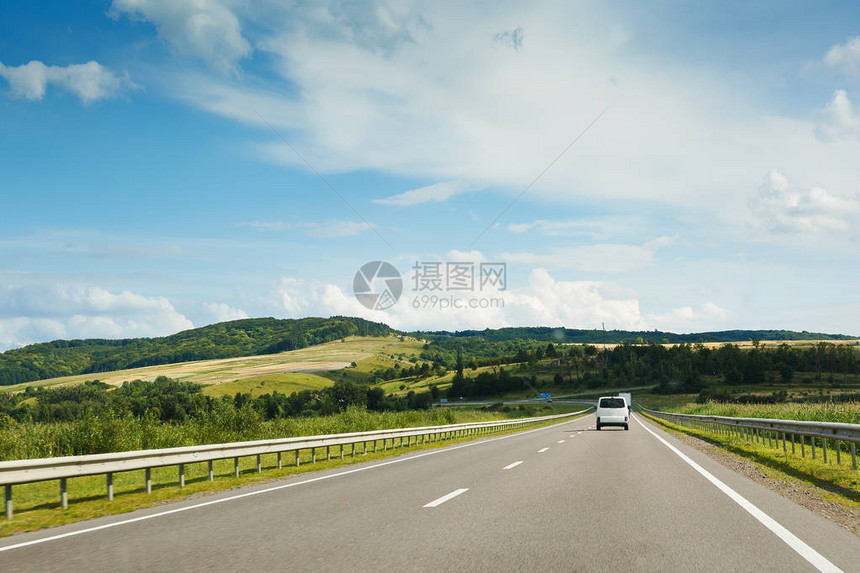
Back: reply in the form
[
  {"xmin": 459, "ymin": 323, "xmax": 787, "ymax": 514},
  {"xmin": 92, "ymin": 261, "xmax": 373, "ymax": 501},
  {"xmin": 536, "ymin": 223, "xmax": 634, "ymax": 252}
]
[{"xmin": 2, "ymin": 1, "xmax": 860, "ymax": 349}]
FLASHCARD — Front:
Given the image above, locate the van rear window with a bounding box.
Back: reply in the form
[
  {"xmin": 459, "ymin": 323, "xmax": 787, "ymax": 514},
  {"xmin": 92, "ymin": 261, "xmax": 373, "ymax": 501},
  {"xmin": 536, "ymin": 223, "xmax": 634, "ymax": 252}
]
[{"xmin": 600, "ymin": 398, "xmax": 625, "ymax": 408}]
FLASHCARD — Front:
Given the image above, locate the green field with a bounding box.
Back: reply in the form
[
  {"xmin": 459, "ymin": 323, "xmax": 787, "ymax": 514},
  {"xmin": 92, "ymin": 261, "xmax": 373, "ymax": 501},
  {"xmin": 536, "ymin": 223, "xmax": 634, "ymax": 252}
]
[{"xmin": 202, "ymin": 373, "xmax": 334, "ymax": 397}]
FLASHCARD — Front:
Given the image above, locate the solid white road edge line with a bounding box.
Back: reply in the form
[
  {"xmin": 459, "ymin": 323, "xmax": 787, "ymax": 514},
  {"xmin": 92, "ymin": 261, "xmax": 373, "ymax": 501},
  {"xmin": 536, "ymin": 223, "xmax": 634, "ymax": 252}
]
[
  {"xmin": 634, "ymin": 415, "xmax": 842, "ymax": 573},
  {"xmin": 538, "ymin": 447, "xmax": 550, "ymax": 453},
  {"xmin": 0, "ymin": 413, "xmax": 595, "ymax": 553},
  {"xmin": 423, "ymin": 488, "xmax": 469, "ymax": 508},
  {"xmin": 503, "ymin": 461, "xmax": 523, "ymax": 470}
]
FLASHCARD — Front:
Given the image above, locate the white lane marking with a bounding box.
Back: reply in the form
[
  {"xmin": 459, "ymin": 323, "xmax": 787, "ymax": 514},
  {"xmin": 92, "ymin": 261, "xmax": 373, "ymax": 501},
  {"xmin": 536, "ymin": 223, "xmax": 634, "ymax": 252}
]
[
  {"xmin": 503, "ymin": 461, "xmax": 523, "ymax": 470},
  {"xmin": 0, "ymin": 414, "xmax": 594, "ymax": 553},
  {"xmin": 423, "ymin": 488, "xmax": 469, "ymax": 508},
  {"xmin": 635, "ymin": 415, "xmax": 842, "ymax": 573},
  {"xmin": 569, "ymin": 435, "xmax": 577, "ymax": 438},
  {"xmin": 557, "ymin": 440, "xmax": 566, "ymax": 444},
  {"xmin": 538, "ymin": 447, "xmax": 550, "ymax": 453},
  {"xmin": 577, "ymin": 431, "xmax": 583, "ymax": 435}
]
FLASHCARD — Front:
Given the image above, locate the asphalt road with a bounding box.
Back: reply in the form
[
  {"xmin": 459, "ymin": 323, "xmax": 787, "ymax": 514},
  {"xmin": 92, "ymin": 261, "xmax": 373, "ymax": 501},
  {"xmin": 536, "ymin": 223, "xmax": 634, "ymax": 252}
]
[{"xmin": 1, "ymin": 414, "xmax": 857, "ymax": 572}]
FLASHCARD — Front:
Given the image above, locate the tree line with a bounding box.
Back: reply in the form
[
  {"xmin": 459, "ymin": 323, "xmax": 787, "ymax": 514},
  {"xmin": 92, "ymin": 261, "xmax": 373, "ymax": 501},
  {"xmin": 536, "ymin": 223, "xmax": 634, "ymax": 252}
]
[{"xmin": 0, "ymin": 376, "xmax": 434, "ymax": 426}]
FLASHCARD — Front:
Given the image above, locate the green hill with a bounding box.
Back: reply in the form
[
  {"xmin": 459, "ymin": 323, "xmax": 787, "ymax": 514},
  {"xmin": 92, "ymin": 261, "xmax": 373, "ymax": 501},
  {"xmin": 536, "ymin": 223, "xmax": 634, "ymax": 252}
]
[{"xmin": 0, "ymin": 317, "xmax": 391, "ymax": 386}]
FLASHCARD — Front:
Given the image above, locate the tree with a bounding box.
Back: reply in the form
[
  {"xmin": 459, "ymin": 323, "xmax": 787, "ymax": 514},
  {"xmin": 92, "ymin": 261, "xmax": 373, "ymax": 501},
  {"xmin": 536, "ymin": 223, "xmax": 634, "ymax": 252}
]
[
  {"xmin": 366, "ymin": 387, "xmax": 385, "ymax": 411},
  {"xmin": 329, "ymin": 380, "xmax": 366, "ymax": 410}
]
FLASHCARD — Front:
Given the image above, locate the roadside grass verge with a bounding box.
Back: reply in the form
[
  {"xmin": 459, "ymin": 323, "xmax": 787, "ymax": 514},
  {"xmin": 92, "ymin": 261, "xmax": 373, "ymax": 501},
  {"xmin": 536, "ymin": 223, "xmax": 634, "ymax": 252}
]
[
  {"xmin": 0, "ymin": 407, "xmax": 589, "ymax": 537},
  {"xmin": 665, "ymin": 401, "xmax": 860, "ymax": 425},
  {"xmin": 640, "ymin": 412, "xmax": 860, "ymax": 510}
]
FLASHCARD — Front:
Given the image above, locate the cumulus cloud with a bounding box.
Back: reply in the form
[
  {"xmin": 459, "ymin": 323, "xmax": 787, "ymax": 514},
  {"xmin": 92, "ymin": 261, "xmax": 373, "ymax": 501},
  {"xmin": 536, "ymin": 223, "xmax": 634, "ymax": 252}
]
[
  {"xmin": 815, "ymin": 89, "xmax": 860, "ymax": 141},
  {"xmin": 645, "ymin": 302, "xmax": 729, "ymax": 333},
  {"xmin": 272, "ymin": 268, "xmax": 645, "ymax": 332},
  {"xmin": 0, "ymin": 60, "xmax": 136, "ymax": 103},
  {"xmin": 748, "ymin": 170, "xmax": 860, "ymax": 235},
  {"xmin": 0, "ymin": 284, "xmax": 193, "ymax": 350},
  {"xmin": 373, "ymin": 181, "xmax": 481, "ymax": 206},
  {"xmin": 111, "ymin": 0, "xmax": 251, "ymax": 74},
  {"xmin": 202, "ymin": 302, "xmax": 248, "ymax": 323},
  {"xmin": 501, "ymin": 236, "xmax": 676, "ymax": 273},
  {"xmin": 268, "ymin": 267, "xmax": 726, "ymax": 334},
  {"xmin": 824, "ymin": 37, "xmax": 860, "ymax": 77}
]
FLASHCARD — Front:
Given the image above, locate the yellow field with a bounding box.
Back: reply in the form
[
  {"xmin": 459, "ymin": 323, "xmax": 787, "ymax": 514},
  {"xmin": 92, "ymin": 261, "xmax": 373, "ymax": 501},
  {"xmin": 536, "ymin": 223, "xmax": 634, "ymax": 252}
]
[{"xmin": 0, "ymin": 336, "xmax": 426, "ymax": 394}]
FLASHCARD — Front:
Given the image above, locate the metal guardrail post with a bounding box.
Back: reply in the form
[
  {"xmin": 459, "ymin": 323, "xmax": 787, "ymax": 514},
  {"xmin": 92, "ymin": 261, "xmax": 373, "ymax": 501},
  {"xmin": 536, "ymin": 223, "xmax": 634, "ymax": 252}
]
[{"xmin": 641, "ymin": 407, "xmax": 859, "ymax": 471}]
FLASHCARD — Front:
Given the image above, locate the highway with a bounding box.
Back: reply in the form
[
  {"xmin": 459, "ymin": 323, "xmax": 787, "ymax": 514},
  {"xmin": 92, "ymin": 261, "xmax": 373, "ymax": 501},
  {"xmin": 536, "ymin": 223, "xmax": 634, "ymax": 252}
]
[{"xmin": 1, "ymin": 414, "xmax": 856, "ymax": 572}]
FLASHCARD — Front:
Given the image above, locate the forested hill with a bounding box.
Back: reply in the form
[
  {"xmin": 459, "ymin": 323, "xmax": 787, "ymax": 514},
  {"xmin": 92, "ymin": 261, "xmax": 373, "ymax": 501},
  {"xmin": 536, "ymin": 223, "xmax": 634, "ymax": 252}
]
[
  {"xmin": 0, "ymin": 317, "xmax": 391, "ymax": 386},
  {"xmin": 415, "ymin": 327, "xmax": 856, "ymax": 344},
  {"xmin": 1, "ymin": 316, "xmax": 853, "ymax": 387}
]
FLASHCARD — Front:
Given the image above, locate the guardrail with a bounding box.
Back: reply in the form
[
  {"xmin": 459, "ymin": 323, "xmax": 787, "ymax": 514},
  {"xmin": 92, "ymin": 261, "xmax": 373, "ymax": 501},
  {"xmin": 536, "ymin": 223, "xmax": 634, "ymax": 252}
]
[
  {"xmin": 640, "ymin": 407, "xmax": 859, "ymax": 470},
  {"xmin": 1, "ymin": 410, "xmax": 586, "ymax": 520}
]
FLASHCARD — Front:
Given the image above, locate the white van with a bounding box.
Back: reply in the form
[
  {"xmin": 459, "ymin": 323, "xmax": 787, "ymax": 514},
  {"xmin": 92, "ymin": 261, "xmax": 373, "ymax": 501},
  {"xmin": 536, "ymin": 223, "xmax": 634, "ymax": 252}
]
[{"xmin": 595, "ymin": 396, "xmax": 629, "ymax": 431}]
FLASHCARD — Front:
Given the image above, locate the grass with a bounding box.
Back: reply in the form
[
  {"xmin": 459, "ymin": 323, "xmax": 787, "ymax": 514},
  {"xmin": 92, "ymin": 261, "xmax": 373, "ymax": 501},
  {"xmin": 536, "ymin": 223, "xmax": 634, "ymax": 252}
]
[
  {"xmin": 641, "ymin": 412, "xmax": 860, "ymax": 511},
  {"xmin": 0, "ymin": 405, "xmax": 588, "ymax": 537},
  {"xmin": 201, "ymin": 373, "xmax": 334, "ymax": 398},
  {"xmin": 667, "ymin": 401, "xmax": 860, "ymax": 425}
]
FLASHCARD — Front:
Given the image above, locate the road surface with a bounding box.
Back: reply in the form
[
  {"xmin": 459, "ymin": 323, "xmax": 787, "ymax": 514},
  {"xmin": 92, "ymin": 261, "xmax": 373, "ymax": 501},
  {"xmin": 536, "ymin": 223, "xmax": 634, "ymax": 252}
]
[{"xmin": 1, "ymin": 414, "xmax": 856, "ymax": 572}]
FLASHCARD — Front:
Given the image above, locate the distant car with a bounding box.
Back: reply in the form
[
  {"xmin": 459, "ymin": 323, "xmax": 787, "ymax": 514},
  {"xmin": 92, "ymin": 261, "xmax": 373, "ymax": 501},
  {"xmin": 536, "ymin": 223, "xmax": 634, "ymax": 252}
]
[
  {"xmin": 545, "ymin": 399, "xmax": 553, "ymax": 403},
  {"xmin": 596, "ymin": 396, "xmax": 629, "ymax": 431}
]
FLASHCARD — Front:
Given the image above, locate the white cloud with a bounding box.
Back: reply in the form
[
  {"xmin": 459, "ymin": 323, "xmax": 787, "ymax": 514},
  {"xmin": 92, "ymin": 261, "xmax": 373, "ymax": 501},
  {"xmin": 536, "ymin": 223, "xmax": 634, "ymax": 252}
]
[
  {"xmin": 506, "ymin": 217, "xmax": 640, "ymax": 238},
  {"xmin": 0, "ymin": 284, "xmax": 193, "ymax": 349},
  {"xmin": 645, "ymin": 302, "xmax": 730, "ymax": 333},
  {"xmin": 148, "ymin": 2, "xmax": 860, "ymax": 238},
  {"xmin": 111, "ymin": 0, "xmax": 251, "ymax": 74},
  {"xmin": 824, "ymin": 37, "xmax": 860, "ymax": 77},
  {"xmin": 748, "ymin": 170, "xmax": 860, "ymax": 235},
  {"xmin": 268, "ymin": 267, "xmax": 728, "ymax": 334},
  {"xmin": 815, "ymin": 89, "xmax": 860, "ymax": 141},
  {"xmin": 272, "ymin": 268, "xmax": 646, "ymax": 332},
  {"xmin": 0, "ymin": 60, "xmax": 136, "ymax": 103},
  {"xmin": 373, "ymin": 180, "xmax": 480, "ymax": 206},
  {"xmin": 299, "ymin": 221, "xmax": 372, "ymax": 238},
  {"xmin": 202, "ymin": 302, "xmax": 248, "ymax": 322},
  {"xmin": 242, "ymin": 220, "xmax": 293, "ymax": 231},
  {"xmin": 501, "ymin": 236, "xmax": 676, "ymax": 273}
]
